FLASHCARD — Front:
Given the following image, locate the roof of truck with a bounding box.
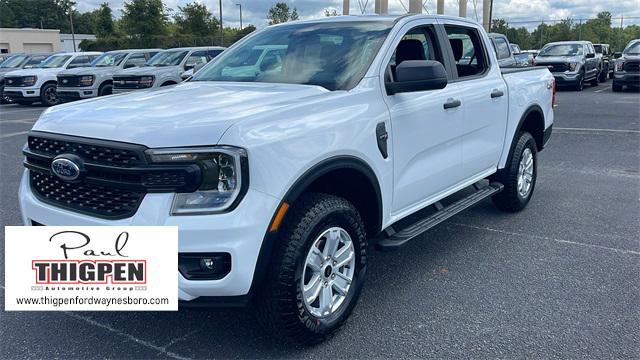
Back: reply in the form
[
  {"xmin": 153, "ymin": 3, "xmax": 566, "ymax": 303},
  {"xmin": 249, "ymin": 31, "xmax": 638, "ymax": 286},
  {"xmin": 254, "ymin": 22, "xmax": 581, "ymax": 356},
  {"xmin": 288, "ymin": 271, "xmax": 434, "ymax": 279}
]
[{"xmin": 279, "ymin": 14, "xmax": 480, "ymax": 26}]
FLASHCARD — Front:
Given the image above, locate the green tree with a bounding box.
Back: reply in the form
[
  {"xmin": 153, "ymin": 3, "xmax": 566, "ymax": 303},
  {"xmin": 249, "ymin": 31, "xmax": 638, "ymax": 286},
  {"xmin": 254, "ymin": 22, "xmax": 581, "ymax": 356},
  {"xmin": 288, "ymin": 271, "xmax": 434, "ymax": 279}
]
[
  {"xmin": 267, "ymin": 2, "xmax": 299, "ymax": 25},
  {"xmin": 95, "ymin": 3, "xmax": 115, "ymax": 37},
  {"xmin": 121, "ymin": 0, "xmax": 168, "ymax": 46},
  {"xmin": 174, "ymin": 2, "xmax": 219, "ymax": 37}
]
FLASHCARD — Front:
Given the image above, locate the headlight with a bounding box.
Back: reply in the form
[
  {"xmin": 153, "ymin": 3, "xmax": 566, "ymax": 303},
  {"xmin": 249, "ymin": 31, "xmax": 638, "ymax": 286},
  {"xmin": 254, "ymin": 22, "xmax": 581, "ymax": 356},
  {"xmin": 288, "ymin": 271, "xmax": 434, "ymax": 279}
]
[
  {"xmin": 615, "ymin": 61, "xmax": 625, "ymax": 72},
  {"xmin": 139, "ymin": 76, "xmax": 154, "ymax": 88},
  {"xmin": 568, "ymin": 62, "xmax": 578, "ymax": 72},
  {"xmin": 79, "ymin": 75, "xmax": 95, "ymax": 86},
  {"xmin": 23, "ymin": 76, "xmax": 37, "ymax": 86},
  {"xmin": 145, "ymin": 146, "xmax": 248, "ymax": 215}
]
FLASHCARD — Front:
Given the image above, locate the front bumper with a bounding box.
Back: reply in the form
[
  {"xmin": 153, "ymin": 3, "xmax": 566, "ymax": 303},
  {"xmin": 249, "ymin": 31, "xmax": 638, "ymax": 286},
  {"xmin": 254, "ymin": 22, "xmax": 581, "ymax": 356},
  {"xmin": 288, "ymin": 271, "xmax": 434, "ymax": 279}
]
[
  {"xmin": 18, "ymin": 170, "xmax": 280, "ymax": 302},
  {"xmin": 551, "ymin": 72, "xmax": 581, "ymax": 86},
  {"xmin": 57, "ymin": 86, "xmax": 97, "ymax": 101},
  {"xmin": 3, "ymin": 86, "xmax": 40, "ymax": 99},
  {"xmin": 613, "ymin": 72, "xmax": 640, "ymax": 86}
]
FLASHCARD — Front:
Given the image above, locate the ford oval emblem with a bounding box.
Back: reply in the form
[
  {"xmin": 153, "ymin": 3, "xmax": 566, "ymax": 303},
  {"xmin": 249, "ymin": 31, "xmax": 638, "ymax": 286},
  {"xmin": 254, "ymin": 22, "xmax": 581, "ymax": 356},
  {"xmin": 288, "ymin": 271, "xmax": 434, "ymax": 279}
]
[{"xmin": 51, "ymin": 157, "xmax": 81, "ymax": 181}]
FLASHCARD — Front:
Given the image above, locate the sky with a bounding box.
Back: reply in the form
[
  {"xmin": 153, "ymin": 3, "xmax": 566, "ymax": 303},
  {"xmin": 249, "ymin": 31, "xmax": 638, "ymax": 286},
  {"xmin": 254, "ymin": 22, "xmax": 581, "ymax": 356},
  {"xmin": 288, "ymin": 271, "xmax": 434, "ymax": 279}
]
[{"xmin": 74, "ymin": 0, "xmax": 640, "ymax": 30}]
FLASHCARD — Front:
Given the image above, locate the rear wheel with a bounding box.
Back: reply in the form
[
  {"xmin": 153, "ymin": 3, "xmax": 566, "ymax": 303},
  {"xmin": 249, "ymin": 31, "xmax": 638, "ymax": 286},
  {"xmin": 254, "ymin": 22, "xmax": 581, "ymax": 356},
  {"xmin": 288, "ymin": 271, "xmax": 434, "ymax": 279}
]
[
  {"xmin": 492, "ymin": 132, "xmax": 538, "ymax": 212},
  {"xmin": 256, "ymin": 193, "xmax": 367, "ymax": 345},
  {"xmin": 40, "ymin": 83, "xmax": 59, "ymax": 106}
]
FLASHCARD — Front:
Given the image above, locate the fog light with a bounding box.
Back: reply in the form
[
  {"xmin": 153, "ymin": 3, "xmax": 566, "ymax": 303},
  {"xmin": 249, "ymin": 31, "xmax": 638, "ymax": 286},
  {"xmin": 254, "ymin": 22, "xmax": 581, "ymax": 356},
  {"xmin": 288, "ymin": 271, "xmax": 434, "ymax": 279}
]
[
  {"xmin": 200, "ymin": 258, "xmax": 215, "ymax": 270},
  {"xmin": 179, "ymin": 253, "xmax": 231, "ymax": 280}
]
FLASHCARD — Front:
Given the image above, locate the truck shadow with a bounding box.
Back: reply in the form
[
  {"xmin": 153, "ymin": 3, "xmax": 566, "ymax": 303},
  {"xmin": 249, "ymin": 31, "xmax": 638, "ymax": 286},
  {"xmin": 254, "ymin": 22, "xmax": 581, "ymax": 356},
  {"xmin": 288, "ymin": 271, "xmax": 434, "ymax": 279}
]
[{"xmin": 76, "ymin": 217, "xmax": 482, "ymax": 358}]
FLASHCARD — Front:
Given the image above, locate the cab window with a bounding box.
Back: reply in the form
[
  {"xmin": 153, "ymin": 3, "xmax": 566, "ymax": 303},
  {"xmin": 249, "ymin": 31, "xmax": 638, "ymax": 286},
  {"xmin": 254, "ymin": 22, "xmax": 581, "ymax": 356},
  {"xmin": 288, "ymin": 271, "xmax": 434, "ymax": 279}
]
[
  {"xmin": 445, "ymin": 25, "xmax": 489, "ymax": 78},
  {"xmin": 387, "ymin": 26, "xmax": 445, "ymax": 82},
  {"xmin": 124, "ymin": 53, "xmax": 147, "ymax": 68},
  {"xmin": 492, "ymin": 37, "xmax": 511, "ymax": 59},
  {"xmin": 185, "ymin": 50, "xmax": 208, "ymax": 68},
  {"xmin": 67, "ymin": 56, "xmax": 91, "ymax": 68}
]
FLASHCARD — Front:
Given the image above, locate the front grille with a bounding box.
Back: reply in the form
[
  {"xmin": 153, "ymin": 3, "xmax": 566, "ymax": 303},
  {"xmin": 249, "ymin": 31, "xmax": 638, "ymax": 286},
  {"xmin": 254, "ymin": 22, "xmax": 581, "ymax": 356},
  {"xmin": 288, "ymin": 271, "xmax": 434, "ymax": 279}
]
[
  {"xmin": 57, "ymin": 75, "xmax": 81, "ymax": 87},
  {"xmin": 28, "ymin": 136, "xmax": 143, "ymax": 167},
  {"xmin": 624, "ymin": 61, "xmax": 640, "ymax": 73},
  {"xmin": 31, "ymin": 172, "xmax": 144, "ymax": 218},
  {"xmin": 5, "ymin": 76, "xmax": 24, "ymax": 86},
  {"xmin": 539, "ymin": 63, "xmax": 568, "ymax": 72},
  {"xmin": 25, "ymin": 132, "xmax": 202, "ymax": 219},
  {"xmin": 113, "ymin": 76, "xmax": 145, "ymax": 89}
]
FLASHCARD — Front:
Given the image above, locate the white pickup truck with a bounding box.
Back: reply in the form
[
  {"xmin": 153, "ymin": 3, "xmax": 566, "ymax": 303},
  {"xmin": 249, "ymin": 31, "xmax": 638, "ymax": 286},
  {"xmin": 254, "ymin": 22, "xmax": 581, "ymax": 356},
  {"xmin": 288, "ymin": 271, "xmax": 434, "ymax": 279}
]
[{"xmin": 20, "ymin": 15, "xmax": 554, "ymax": 344}]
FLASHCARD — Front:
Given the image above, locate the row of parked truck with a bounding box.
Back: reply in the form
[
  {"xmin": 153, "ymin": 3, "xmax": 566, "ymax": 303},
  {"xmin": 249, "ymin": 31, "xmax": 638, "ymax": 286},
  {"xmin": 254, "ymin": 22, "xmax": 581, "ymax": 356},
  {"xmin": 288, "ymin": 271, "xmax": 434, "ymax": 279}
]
[{"xmin": 0, "ymin": 35, "xmax": 638, "ymax": 107}]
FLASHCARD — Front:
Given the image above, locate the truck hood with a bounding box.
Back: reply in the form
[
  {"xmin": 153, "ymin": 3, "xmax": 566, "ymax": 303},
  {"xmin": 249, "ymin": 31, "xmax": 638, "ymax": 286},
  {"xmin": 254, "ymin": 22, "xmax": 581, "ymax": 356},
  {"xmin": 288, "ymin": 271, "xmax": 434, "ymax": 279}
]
[
  {"xmin": 535, "ymin": 55, "xmax": 582, "ymax": 63},
  {"xmin": 620, "ymin": 54, "xmax": 640, "ymax": 61},
  {"xmin": 4, "ymin": 67, "xmax": 64, "ymax": 78},
  {"xmin": 114, "ymin": 65, "xmax": 181, "ymax": 77},
  {"xmin": 33, "ymin": 81, "xmax": 330, "ymax": 148},
  {"xmin": 0, "ymin": 67, "xmax": 21, "ymax": 79},
  {"xmin": 58, "ymin": 66, "xmax": 117, "ymax": 76}
]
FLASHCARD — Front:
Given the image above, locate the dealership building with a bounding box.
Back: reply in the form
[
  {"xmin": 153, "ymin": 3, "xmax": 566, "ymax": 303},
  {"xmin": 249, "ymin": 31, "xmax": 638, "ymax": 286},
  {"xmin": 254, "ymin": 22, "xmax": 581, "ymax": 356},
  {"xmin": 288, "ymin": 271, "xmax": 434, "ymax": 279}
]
[{"xmin": 0, "ymin": 28, "xmax": 96, "ymax": 54}]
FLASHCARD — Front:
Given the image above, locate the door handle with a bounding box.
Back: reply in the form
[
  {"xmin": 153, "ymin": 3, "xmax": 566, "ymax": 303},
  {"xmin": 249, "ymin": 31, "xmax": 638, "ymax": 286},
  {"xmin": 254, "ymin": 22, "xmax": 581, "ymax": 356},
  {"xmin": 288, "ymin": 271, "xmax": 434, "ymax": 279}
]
[
  {"xmin": 443, "ymin": 98, "xmax": 461, "ymax": 109},
  {"xmin": 491, "ymin": 89, "xmax": 504, "ymax": 98}
]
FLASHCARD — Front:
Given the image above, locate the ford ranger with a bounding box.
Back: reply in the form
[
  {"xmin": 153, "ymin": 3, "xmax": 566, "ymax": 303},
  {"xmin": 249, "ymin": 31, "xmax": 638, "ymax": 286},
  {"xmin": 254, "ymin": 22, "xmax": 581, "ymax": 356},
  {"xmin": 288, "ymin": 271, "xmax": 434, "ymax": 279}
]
[
  {"xmin": 112, "ymin": 46, "xmax": 225, "ymax": 93},
  {"xmin": 4, "ymin": 52, "xmax": 102, "ymax": 106},
  {"xmin": 20, "ymin": 15, "xmax": 554, "ymax": 344},
  {"xmin": 56, "ymin": 49, "xmax": 160, "ymax": 102},
  {"xmin": 0, "ymin": 53, "xmax": 51, "ymax": 103}
]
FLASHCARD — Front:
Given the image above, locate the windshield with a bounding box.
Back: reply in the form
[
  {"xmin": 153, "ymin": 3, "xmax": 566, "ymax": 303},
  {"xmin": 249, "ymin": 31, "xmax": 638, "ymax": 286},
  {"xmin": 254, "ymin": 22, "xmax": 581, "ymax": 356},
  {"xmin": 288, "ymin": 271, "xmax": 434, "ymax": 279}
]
[
  {"xmin": 39, "ymin": 55, "xmax": 71, "ymax": 68},
  {"xmin": 624, "ymin": 42, "xmax": 640, "ymax": 55},
  {"xmin": 92, "ymin": 52, "xmax": 128, "ymax": 67},
  {"xmin": 146, "ymin": 50, "xmax": 188, "ymax": 66},
  {"xmin": 538, "ymin": 44, "xmax": 584, "ymax": 57},
  {"xmin": 193, "ymin": 21, "xmax": 392, "ymax": 91},
  {"xmin": 0, "ymin": 55, "xmax": 28, "ymax": 68}
]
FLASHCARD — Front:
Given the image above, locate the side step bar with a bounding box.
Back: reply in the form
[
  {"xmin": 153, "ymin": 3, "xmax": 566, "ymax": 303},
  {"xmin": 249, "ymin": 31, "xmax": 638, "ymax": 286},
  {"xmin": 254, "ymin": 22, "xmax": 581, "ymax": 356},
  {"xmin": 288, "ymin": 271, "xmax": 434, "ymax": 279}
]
[{"xmin": 376, "ymin": 182, "xmax": 504, "ymax": 251}]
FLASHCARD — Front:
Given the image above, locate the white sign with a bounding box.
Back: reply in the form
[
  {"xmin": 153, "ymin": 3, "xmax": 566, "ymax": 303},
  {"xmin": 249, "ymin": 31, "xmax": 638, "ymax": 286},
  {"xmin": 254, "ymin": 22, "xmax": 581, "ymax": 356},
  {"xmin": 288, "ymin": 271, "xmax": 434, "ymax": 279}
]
[{"xmin": 5, "ymin": 226, "xmax": 178, "ymax": 311}]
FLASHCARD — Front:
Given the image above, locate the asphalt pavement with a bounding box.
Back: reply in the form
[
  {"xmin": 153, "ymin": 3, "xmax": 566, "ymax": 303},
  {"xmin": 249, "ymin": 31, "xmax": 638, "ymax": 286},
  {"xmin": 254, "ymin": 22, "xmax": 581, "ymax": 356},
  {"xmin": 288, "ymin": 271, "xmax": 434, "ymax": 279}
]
[{"xmin": 0, "ymin": 83, "xmax": 639, "ymax": 359}]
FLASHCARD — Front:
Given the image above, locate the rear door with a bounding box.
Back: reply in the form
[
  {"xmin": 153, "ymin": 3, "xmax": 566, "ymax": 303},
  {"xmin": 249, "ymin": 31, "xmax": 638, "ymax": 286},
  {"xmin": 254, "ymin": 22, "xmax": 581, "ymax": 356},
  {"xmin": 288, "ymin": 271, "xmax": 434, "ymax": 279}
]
[
  {"xmin": 382, "ymin": 20, "xmax": 468, "ymax": 214},
  {"xmin": 442, "ymin": 20, "xmax": 509, "ymax": 178},
  {"xmin": 585, "ymin": 43, "xmax": 598, "ymax": 78}
]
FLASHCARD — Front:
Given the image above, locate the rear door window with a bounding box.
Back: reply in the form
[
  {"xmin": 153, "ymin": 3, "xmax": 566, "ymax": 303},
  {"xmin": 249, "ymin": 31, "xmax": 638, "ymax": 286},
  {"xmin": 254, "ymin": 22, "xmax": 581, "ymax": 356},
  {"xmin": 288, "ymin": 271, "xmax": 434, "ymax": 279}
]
[{"xmin": 444, "ymin": 25, "xmax": 489, "ymax": 78}]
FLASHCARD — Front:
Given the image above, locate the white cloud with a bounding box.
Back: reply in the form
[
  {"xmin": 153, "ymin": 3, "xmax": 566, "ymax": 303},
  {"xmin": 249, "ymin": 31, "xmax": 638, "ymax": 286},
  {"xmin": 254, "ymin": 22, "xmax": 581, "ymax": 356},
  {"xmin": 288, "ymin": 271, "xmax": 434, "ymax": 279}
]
[{"xmin": 73, "ymin": 0, "xmax": 640, "ymax": 29}]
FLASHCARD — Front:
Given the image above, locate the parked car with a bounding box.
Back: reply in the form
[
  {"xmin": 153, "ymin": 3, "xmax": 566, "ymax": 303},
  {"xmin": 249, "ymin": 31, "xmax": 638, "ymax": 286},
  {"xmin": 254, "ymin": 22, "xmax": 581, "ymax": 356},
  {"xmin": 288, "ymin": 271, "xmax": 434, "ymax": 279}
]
[
  {"xmin": 4, "ymin": 52, "xmax": 102, "ymax": 106},
  {"xmin": 0, "ymin": 54, "xmax": 10, "ymax": 64},
  {"xmin": 593, "ymin": 43, "xmax": 612, "ymax": 82},
  {"xmin": 112, "ymin": 46, "xmax": 225, "ymax": 93},
  {"xmin": 0, "ymin": 53, "xmax": 51, "ymax": 103},
  {"xmin": 488, "ymin": 33, "xmax": 518, "ymax": 66},
  {"xmin": 534, "ymin": 41, "xmax": 599, "ymax": 90},
  {"xmin": 219, "ymin": 44, "xmax": 287, "ymax": 77},
  {"xmin": 612, "ymin": 39, "xmax": 640, "ymax": 92},
  {"xmin": 56, "ymin": 49, "xmax": 160, "ymax": 102},
  {"xmin": 20, "ymin": 15, "xmax": 554, "ymax": 343}
]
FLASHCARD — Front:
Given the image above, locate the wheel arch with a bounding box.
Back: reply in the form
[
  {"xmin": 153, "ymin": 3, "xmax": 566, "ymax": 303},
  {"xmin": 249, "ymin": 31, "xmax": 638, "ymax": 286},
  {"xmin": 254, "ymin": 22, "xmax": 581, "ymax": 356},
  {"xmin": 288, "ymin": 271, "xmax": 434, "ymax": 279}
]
[
  {"xmin": 515, "ymin": 104, "xmax": 545, "ymax": 151},
  {"xmin": 248, "ymin": 156, "xmax": 383, "ymax": 299}
]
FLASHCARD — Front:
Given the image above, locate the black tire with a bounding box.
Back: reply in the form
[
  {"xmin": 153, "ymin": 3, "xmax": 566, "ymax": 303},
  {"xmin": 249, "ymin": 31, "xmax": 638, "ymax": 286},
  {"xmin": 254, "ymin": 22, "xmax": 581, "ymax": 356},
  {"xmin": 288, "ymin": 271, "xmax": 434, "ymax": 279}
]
[
  {"xmin": 255, "ymin": 193, "xmax": 367, "ymax": 345},
  {"xmin": 612, "ymin": 83, "xmax": 623, "ymax": 92},
  {"xmin": 574, "ymin": 71, "xmax": 584, "ymax": 91},
  {"xmin": 491, "ymin": 132, "xmax": 538, "ymax": 212},
  {"xmin": 599, "ymin": 66, "xmax": 608, "ymax": 82},
  {"xmin": 40, "ymin": 83, "xmax": 59, "ymax": 106},
  {"xmin": 590, "ymin": 72, "xmax": 599, "ymax": 86},
  {"xmin": 98, "ymin": 83, "xmax": 113, "ymax": 96}
]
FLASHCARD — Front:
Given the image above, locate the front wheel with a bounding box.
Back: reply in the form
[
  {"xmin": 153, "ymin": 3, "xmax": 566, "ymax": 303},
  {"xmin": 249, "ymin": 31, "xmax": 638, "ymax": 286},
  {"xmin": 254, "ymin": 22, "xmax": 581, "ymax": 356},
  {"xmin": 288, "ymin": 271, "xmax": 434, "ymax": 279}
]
[
  {"xmin": 492, "ymin": 132, "xmax": 538, "ymax": 212},
  {"xmin": 40, "ymin": 83, "xmax": 59, "ymax": 106},
  {"xmin": 98, "ymin": 83, "xmax": 113, "ymax": 96},
  {"xmin": 256, "ymin": 193, "xmax": 367, "ymax": 345},
  {"xmin": 574, "ymin": 72, "xmax": 584, "ymax": 91}
]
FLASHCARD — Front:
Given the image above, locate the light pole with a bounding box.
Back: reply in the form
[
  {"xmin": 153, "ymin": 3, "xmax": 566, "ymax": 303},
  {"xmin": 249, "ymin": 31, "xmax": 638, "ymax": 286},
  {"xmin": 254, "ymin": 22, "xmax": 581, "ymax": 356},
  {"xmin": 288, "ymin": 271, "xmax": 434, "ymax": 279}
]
[
  {"xmin": 236, "ymin": 3, "xmax": 243, "ymax": 30},
  {"xmin": 219, "ymin": 0, "xmax": 223, "ymax": 46},
  {"xmin": 68, "ymin": 6, "xmax": 76, "ymax": 52}
]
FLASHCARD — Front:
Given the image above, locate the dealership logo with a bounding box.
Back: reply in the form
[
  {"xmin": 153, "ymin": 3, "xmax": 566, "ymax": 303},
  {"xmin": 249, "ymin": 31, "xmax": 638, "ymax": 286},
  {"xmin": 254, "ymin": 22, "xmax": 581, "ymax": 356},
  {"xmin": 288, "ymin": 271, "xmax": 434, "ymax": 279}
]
[
  {"xmin": 32, "ymin": 230, "xmax": 146, "ymax": 284},
  {"xmin": 51, "ymin": 156, "xmax": 81, "ymax": 181}
]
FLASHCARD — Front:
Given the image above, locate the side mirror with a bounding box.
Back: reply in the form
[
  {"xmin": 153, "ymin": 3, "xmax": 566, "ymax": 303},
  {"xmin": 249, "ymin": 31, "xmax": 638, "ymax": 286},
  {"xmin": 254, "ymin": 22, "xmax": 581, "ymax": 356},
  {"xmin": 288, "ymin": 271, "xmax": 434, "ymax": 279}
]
[
  {"xmin": 184, "ymin": 64, "xmax": 195, "ymax": 71},
  {"xmin": 613, "ymin": 52, "xmax": 622, "ymax": 59},
  {"xmin": 386, "ymin": 60, "xmax": 448, "ymax": 95},
  {"xmin": 586, "ymin": 53, "xmax": 595, "ymax": 58}
]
